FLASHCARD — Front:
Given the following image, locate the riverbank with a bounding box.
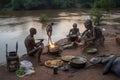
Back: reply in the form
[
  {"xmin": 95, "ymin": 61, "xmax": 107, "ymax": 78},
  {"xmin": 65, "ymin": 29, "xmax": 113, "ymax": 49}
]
[{"xmin": 0, "ymin": 24, "xmax": 120, "ymax": 80}]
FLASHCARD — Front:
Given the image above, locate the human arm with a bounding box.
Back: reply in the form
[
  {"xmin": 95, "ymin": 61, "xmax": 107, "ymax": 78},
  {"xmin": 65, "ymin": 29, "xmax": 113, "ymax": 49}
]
[
  {"xmin": 35, "ymin": 39, "xmax": 44, "ymax": 47},
  {"xmin": 81, "ymin": 29, "xmax": 88, "ymax": 37},
  {"xmin": 83, "ymin": 28, "xmax": 95, "ymax": 42},
  {"xmin": 77, "ymin": 28, "xmax": 80, "ymax": 36},
  {"xmin": 30, "ymin": 37, "xmax": 44, "ymax": 48}
]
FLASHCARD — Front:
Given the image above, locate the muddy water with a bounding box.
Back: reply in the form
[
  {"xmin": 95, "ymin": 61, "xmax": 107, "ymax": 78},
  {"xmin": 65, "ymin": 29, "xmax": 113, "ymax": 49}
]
[
  {"xmin": 0, "ymin": 10, "xmax": 86, "ymax": 65},
  {"xmin": 0, "ymin": 9, "xmax": 120, "ymax": 65}
]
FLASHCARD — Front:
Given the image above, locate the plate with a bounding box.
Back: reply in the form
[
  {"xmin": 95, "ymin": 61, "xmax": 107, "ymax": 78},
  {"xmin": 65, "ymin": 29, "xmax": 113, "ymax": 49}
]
[
  {"xmin": 61, "ymin": 55, "xmax": 75, "ymax": 62},
  {"xmin": 44, "ymin": 59, "xmax": 63, "ymax": 68}
]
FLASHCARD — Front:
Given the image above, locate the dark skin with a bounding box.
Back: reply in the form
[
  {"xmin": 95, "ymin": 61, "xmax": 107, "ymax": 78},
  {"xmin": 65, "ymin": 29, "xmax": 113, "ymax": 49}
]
[
  {"xmin": 81, "ymin": 20, "xmax": 104, "ymax": 47},
  {"xmin": 24, "ymin": 28, "xmax": 44, "ymax": 64},
  {"xmin": 68, "ymin": 23, "xmax": 80, "ymax": 42},
  {"xmin": 69, "ymin": 26, "xmax": 80, "ymax": 36},
  {"xmin": 46, "ymin": 23, "xmax": 54, "ymax": 44},
  {"xmin": 46, "ymin": 23, "xmax": 54, "ymax": 38},
  {"xmin": 82, "ymin": 24, "xmax": 95, "ymax": 41}
]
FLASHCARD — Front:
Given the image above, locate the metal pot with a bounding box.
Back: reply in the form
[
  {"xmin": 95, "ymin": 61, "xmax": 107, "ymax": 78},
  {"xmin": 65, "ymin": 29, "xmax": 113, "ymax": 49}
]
[{"xmin": 70, "ymin": 57, "xmax": 87, "ymax": 68}]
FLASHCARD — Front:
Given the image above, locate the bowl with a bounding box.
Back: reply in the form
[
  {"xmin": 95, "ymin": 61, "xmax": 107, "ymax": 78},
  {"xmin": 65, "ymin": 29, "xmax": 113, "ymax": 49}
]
[
  {"xmin": 61, "ymin": 55, "xmax": 75, "ymax": 62},
  {"xmin": 86, "ymin": 48, "xmax": 98, "ymax": 54},
  {"xmin": 70, "ymin": 57, "xmax": 87, "ymax": 68}
]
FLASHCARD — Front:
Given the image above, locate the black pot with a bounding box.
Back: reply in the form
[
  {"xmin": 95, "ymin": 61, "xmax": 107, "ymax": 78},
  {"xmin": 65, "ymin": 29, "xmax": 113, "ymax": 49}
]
[
  {"xmin": 70, "ymin": 57, "xmax": 87, "ymax": 69},
  {"xmin": 49, "ymin": 50, "xmax": 60, "ymax": 55}
]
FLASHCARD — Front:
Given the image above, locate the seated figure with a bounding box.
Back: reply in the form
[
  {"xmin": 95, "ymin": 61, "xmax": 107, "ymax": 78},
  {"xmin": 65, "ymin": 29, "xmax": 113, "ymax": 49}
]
[
  {"xmin": 81, "ymin": 19, "xmax": 105, "ymax": 47},
  {"xmin": 24, "ymin": 28, "xmax": 44, "ymax": 65},
  {"xmin": 67, "ymin": 23, "xmax": 80, "ymax": 42}
]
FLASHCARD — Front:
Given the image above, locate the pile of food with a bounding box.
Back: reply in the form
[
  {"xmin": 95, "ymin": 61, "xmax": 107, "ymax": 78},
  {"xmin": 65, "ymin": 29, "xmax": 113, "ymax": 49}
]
[
  {"xmin": 61, "ymin": 55, "xmax": 75, "ymax": 62},
  {"xmin": 45, "ymin": 59, "xmax": 63, "ymax": 68}
]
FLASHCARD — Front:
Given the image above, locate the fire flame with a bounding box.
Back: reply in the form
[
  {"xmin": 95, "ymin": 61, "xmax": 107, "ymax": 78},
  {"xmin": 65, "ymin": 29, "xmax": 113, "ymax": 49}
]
[
  {"xmin": 49, "ymin": 41, "xmax": 56, "ymax": 48},
  {"xmin": 49, "ymin": 39, "xmax": 56, "ymax": 49}
]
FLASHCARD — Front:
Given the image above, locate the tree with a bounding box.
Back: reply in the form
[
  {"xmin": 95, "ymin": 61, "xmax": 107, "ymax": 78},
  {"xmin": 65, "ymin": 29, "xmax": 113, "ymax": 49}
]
[
  {"xmin": 100, "ymin": 0, "xmax": 114, "ymax": 12},
  {"xmin": 90, "ymin": 7, "xmax": 103, "ymax": 25},
  {"xmin": 78, "ymin": 0, "xmax": 94, "ymax": 8},
  {"xmin": 0, "ymin": 0, "xmax": 11, "ymax": 9},
  {"xmin": 51, "ymin": 0, "xmax": 77, "ymax": 9},
  {"xmin": 90, "ymin": 1, "xmax": 103, "ymax": 26},
  {"xmin": 11, "ymin": 0, "xmax": 21, "ymax": 10},
  {"xmin": 115, "ymin": 0, "xmax": 120, "ymax": 8}
]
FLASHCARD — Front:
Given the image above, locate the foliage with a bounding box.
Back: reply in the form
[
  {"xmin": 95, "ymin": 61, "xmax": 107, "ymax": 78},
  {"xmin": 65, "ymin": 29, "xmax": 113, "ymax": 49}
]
[
  {"xmin": 21, "ymin": 0, "xmax": 48, "ymax": 10},
  {"xmin": 51, "ymin": 0, "xmax": 77, "ymax": 9},
  {"xmin": 11, "ymin": 0, "xmax": 21, "ymax": 10},
  {"xmin": 115, "ymin": 0, "xmax": 120, "ymax": 7},
  {"xmin": 39, "ymin": 14, "xmax": 48, "ymax": 22},
  {"xmin": 0, "ymin": 0, "xmax": 119, "ymax": 10},
  {"xmin": 0, "ymin": 0, "xmax": 11, "ymax": 9},
  {"xmin": 78, "ymin": 0, "xmax": 94, "ymax": 8},
  {"xmin": 90, "ymin": 4, "xmax": 103, "ymax": 26},
  {"xmin": 100, "ymin": 0, "xmax": 114, "ymax": 12}
]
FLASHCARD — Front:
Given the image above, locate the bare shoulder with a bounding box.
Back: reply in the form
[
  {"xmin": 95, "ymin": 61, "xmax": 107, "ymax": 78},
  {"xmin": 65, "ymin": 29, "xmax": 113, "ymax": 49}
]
[{"xmin": 26, "ymin": 35, "xmax": 34, "ymax": 41}]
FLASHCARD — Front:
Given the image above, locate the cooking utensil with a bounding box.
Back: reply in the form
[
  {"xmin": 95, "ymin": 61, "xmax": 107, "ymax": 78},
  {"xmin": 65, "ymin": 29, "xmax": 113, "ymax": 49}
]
[
  {"xmin": 86, "ymin": 48, "xmax": 98, "ymax": 54},
  {"xmin": 70, "ymin": 57, "xmax": 87, "ymax": 68},
  {"xmin": 61, "ymin": 55, "xmax": 75, "ymax": 62}
]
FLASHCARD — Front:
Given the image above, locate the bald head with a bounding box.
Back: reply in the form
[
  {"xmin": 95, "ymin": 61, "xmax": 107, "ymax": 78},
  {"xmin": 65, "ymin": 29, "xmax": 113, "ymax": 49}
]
[
  {"xmin": 29, "ymin": 28, "xmax": 37, "ymax": 35},
  {"xmin": 73, "ymin": 23, "xmax": 77, "ymax": 28},
  {"xmin": 84, "ymin": 19, "xmax": 93, "ymax": 29}
]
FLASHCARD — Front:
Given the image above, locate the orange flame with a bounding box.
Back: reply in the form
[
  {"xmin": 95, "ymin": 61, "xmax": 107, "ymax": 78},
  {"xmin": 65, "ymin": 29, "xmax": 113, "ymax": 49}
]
[
  {"xmin": 49, "ymin": 41, "xmax": 56, "ymax": 48},
  {"xmin": 49, "ymin": 39, "xmax": 56, "ymax": 49}
]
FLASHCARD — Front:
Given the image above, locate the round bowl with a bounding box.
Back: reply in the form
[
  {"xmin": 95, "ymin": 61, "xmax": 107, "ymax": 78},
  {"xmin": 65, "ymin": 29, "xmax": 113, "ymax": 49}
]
[
  {"xmin": 70, "ymin": 57, "xmax": 87, "ymax": 68},
  {"xmin": 86, "ymin": 48, "xmax": 98, "ymax": 54}
]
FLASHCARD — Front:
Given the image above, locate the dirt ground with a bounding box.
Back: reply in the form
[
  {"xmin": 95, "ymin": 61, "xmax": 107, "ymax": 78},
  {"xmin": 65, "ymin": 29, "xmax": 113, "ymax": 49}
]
[{"xmin": 0, "ymin": 24, "xmax": 120, "ymax": 80}]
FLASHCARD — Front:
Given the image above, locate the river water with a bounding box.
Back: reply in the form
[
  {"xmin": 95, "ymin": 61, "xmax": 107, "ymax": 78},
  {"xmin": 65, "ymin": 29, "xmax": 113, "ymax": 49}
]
[{"xmin": 0, "ymin": 9, "xmax": 120, "ymax": 65}]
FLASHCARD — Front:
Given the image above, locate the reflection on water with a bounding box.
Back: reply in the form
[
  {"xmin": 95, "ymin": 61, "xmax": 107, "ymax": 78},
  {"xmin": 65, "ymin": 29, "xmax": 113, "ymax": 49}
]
[
  {"xmin": 0, "ymin": 17, "xmax": 86, "ymax": 65},
  {"xmin": 0, "ymin": 9, "xmax": 120, "ymax": 65}
]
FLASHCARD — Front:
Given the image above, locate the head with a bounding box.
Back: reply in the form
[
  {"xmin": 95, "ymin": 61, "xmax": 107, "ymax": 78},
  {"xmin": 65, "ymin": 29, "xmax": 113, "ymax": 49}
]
[
  {"xmin": 84, "ymin": 19, "xmax": 93, "ymax": 30},
  {"xmin": 51, "ymin": 22, "xmax": 54, "ymax": 26},
  {"xmin": 29, "ymin": 28, "xmax": 37, "ymax": 36},
  {"xmin": 73, "ymin": 23, "xmax": 77, "ymax": 29}
]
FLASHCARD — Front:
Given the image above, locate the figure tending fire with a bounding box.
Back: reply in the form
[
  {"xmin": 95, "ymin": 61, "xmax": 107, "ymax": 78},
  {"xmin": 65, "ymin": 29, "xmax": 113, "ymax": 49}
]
[{"xmin": 46, "ymin": 23, "xmax": 61, "ymax": 55}]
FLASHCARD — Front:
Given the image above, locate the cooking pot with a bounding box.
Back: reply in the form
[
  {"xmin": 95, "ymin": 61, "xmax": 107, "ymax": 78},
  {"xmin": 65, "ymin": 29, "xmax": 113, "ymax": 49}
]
[{"xmin": 70, "ymin": 57, "xmax": 87, "ymax": 68}]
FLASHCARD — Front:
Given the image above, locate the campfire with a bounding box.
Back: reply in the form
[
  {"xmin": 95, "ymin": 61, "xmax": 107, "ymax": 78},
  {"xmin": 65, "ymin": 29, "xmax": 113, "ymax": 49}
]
[
  {"xmin": 48, "ymin": 38, "xmax": 60, "ymax": 55},
  {"xmin": 49, "ymin": 39, "xmax": 58, "ymax": 51}
]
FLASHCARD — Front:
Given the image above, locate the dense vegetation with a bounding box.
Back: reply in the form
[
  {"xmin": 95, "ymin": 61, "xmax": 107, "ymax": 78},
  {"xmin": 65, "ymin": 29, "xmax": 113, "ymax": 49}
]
[{"xmin": 0, "ymin": 0, "xmax": 119, "ymax": 10}]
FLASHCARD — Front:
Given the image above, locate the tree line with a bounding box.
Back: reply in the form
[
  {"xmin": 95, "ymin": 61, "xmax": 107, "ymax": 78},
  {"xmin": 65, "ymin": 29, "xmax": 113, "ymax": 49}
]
[{"xmin": 0, "ymin": 0, "xmax": 120, "ymax": 10}]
